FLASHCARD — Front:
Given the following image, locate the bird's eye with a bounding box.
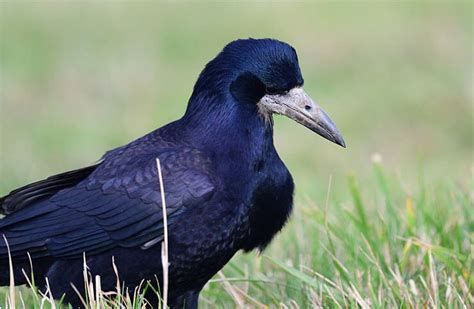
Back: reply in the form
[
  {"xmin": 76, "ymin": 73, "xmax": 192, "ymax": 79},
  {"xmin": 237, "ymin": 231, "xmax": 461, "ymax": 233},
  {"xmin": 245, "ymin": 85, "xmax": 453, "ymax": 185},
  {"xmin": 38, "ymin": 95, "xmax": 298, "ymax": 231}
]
[{"xmin": 266, "ymin": 87, "xmax": 288, "ymax": 95}]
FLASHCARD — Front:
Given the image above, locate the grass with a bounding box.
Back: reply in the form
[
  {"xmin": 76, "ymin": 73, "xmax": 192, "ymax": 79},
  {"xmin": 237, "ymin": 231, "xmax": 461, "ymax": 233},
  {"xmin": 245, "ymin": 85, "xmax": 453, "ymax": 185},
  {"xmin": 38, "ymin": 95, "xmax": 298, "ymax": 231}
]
[
  {"xmin": 1, "ymin": 162, "xmax": 472, "ymax": 308},
  {"xmin": 0, "ymin": 1, "xmax": 472, "ymax": 308}
]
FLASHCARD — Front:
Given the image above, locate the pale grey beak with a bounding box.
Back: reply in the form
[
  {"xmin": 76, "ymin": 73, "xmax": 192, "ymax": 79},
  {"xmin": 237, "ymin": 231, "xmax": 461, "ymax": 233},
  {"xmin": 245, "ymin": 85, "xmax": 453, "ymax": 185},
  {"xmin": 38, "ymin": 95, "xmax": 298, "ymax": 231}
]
[{"xmin": 259, "ymin": 87, "xmax": 346, "ymax": 147}]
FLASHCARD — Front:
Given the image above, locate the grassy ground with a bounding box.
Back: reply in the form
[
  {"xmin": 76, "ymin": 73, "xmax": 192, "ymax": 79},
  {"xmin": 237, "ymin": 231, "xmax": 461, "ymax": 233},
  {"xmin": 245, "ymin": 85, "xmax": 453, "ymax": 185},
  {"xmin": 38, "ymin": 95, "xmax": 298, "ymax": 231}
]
[{"xmin": 0, "ymin": 1, "xmax": 472, "ymax": 308}]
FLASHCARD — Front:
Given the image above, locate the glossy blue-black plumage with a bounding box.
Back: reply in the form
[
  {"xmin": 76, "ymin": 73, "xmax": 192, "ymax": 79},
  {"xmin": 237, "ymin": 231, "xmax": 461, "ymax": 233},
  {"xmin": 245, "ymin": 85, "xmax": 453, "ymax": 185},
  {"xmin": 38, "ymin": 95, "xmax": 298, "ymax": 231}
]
[{"xmin": 0, "ymin": 38, "xmax": 301, "ymax": 308}]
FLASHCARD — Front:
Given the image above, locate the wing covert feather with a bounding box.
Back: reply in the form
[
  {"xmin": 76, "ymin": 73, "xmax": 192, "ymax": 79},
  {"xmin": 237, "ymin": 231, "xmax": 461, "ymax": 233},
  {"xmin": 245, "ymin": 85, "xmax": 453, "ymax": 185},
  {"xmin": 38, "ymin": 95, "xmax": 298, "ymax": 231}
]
[{"xmin": 0, "ymin": 146, "xmax": 216, "ymax": 260}]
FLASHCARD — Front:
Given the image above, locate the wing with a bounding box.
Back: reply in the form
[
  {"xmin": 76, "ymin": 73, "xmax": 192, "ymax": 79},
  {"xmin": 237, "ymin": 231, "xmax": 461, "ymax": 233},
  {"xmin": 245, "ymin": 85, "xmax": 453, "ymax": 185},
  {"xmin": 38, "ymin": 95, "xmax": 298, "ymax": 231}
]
[
  {"xmin": 0, "ymin": 146, "xmax": 216, "ymax": 260},
  {"xmin": 0, "ymin": 165, "xmax": 98, "ymax": 215}
]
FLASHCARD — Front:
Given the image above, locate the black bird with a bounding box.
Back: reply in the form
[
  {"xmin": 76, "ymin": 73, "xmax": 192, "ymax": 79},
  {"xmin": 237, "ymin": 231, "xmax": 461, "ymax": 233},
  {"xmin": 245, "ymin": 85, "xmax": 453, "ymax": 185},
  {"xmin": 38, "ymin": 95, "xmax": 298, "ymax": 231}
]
[{"xmin": 0, "ymin": 38, "xmax": 345, "ymax": 308}]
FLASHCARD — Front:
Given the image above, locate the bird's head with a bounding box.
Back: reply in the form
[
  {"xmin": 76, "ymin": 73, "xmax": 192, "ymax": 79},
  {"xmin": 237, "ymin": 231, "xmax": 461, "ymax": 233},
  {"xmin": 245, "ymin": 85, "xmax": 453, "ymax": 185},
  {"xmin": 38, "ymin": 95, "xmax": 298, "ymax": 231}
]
[{"xmin": 188, "ymin": 38, "xmax": 345, "ymax": 147}]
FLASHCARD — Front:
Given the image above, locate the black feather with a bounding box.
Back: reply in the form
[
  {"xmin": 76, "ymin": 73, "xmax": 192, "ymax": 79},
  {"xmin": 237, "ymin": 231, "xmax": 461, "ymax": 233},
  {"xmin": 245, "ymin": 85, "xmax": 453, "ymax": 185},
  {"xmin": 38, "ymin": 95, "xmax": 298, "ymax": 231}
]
[{"xmin": 0, "ymin": 165, "xmax": 97, "ymax": 215}]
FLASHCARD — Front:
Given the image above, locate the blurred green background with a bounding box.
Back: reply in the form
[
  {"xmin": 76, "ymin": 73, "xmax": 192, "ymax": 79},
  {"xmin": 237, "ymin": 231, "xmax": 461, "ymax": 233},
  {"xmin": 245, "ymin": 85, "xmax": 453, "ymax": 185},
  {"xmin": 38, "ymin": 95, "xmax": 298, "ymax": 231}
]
[
  {"xmin": 0, "ymin": 2, "xmax": 472, "ymax": 307},
  {"xmin": 0, "ymin": 3, "xmax": 472, "ymax": 211}
]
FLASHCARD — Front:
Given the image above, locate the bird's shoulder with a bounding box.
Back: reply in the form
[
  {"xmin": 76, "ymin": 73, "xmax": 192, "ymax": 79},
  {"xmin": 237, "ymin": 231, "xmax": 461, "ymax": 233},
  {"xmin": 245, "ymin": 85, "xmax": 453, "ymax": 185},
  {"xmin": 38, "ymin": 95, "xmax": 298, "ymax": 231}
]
[{"xmin": 85, "ymin": 130, "xmax": 217, "ymax": 202}]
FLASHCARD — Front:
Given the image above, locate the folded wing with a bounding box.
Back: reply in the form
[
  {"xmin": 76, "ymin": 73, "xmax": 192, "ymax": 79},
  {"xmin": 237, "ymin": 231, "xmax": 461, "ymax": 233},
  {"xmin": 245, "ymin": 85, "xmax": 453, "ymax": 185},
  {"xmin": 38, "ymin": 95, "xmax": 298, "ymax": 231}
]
[{"xmin": 0, "ymin": 146, "xmax": 215, "ymax": 260}]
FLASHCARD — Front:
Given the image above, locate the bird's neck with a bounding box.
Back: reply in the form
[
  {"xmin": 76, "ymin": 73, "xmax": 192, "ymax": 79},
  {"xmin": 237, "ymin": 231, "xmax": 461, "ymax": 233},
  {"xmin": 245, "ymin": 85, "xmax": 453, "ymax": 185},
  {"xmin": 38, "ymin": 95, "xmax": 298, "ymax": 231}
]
[{"xmin": 181, "ymin": 94, "xmax": 276, "ymax": 162}]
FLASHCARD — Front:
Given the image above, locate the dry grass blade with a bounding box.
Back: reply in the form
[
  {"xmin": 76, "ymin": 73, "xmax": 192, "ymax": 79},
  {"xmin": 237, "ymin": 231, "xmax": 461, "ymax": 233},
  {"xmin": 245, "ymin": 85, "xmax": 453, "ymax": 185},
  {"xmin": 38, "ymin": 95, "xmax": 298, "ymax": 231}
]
[
  {"xmin": 428, "ymin": 251, "xmax": 439, "ymax": 307},
  {"xmin": 348, "ymin": 283, "xmax": 370, "ymax": 309},
  {"xmin": 217, "ymin": 271, "xmax": 245, "ymax": 308},
  {"xmin": 309, "ymin": 269, "xmax": 348, "ymax": 299},
  {"xmin": 156, "ymin": 158, "xmax": 169, "ymax": 308},
  {"xmin": 95, "ymin": 275, "xmax": 102, "ymax": 308},
  {"xmin": 112, "ymin": 256, "xmax": 122, "ymax": 304},
  {"xmin": 44, "ymin": 278, "xmax": 57, "ymax": 309},
  {"xmin": 3, "ymin": 235, "xmax": 15, "ymax": 309}
]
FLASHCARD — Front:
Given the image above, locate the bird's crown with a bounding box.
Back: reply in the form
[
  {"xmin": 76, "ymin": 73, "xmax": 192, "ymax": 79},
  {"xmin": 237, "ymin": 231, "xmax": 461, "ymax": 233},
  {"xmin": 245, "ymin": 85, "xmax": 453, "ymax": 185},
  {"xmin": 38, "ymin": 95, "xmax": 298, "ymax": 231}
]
[{"xmin": 190, "ymin": 38, "xmax": 303, "ymax": 106}]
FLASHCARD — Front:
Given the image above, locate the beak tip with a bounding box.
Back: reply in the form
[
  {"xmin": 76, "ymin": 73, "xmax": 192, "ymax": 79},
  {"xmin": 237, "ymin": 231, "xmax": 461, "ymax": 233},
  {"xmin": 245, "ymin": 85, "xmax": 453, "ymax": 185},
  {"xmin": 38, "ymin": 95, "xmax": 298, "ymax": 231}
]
[
  {"xmin": 333, "ymin": 134, "xmax": 346, "ymax": 148},
  {"xmin": 337, "ymin": 138, "xmax": 346, "ymax": 148}
]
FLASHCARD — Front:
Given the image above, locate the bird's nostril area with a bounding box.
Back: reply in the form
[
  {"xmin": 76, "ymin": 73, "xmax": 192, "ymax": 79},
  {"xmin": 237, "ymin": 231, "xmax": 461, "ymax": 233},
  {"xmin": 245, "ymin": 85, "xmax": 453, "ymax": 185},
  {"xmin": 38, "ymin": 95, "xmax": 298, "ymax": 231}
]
[{"xmin": 304, "ymin": 105, "xmax": 311, "ymax": 111}]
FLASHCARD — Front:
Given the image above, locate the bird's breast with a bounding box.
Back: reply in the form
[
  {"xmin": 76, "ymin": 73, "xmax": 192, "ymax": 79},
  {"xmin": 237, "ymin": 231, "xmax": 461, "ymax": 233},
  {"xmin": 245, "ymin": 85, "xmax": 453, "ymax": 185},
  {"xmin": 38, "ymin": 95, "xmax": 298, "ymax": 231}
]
[{"xmin": 239, "ymin": 163, "xmax": 294, "ymax": 252}]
